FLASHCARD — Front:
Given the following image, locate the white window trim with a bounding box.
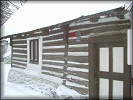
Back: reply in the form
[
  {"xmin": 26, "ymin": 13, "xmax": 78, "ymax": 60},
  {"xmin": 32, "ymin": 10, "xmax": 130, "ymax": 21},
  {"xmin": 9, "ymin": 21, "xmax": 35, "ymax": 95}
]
[{"xmin": 26, "ymin": 36, "xmax": 42, "ymax": 74}]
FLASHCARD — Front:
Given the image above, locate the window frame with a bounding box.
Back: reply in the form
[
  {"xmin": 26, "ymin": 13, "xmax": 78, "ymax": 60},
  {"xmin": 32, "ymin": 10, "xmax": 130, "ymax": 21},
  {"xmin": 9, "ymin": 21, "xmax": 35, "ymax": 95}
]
[{"xmin": 29, "ymin": 39, "xmax": 39, "ymax": 64}]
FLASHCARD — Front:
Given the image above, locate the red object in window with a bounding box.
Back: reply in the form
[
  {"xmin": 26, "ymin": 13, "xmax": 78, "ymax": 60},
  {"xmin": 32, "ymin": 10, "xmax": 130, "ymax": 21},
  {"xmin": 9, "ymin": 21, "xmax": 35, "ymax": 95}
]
[{"xmin": 69, "ymin": 32, "xmax": 76, "ymax": 37}]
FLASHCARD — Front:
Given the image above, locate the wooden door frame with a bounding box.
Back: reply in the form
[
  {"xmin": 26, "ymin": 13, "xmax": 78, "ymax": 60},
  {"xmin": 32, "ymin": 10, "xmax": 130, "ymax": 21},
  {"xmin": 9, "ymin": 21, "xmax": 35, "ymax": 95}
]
[{"xmin": 88, "ymin": 33, "xmax": 131, "ymax": 99}]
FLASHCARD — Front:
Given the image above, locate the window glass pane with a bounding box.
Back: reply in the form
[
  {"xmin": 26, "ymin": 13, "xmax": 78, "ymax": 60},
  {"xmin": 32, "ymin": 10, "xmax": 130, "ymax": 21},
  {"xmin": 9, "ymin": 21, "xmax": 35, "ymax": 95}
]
[
  {"xmin": 34, "ymin": 40, "xmax": 38, "ymax": 60},
  {"xmin": 113, "ymin": 80, "xmax": 123, "ymax": 99},
  {"xmin": 99, "ymin": 78, "xmax": 109, "ymax": 99},
  {"xmin": 113, "ymin": 47, "xmax": 124, "ymax": 73},
  {"xmin": 29, "ymin": 39, "xmax": 39, "ymax": 62},
  {"xmin": 100, "ymin": 48, "xmax": 109, "ymax": 72},
  {"xmin": 30, "ymin": 41, "xmax": 33, "ymax": 60}
]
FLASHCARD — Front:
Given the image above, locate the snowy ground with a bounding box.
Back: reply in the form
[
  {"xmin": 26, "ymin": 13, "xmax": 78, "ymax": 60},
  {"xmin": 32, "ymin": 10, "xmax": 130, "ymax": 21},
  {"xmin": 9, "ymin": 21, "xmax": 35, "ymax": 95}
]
[
  {"xmin": 1, "ymin": 62, "xmax": 88, "ymax": 99},
  {"xmin": 1, "ymin": 50, "xmax": 88, "ymax": 99},
  {"xmin": 1, "ymin": 63, "xmax": 46, "ymax": 99}
]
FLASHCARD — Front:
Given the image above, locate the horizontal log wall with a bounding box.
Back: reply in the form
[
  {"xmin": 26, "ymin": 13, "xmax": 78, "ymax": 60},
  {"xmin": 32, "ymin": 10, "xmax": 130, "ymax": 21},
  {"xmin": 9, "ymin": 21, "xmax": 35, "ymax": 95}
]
[
  {"xmin": 66, "ymin": 29, "xmax": 89, "ymax": 94},
  {"xmin": 41, "ymin": 19, "xmax": 130, "ymax": 95},
  {"xmin": 10, "ymin": 18, "xmax": 130, "ymax": 95},
  {"xmin": 42, "ymin": 31, "xmax": 65, "ymax": 83},
  {"xmin": 12, "ymin": 38, "xmax": 27, "ymax": 69},
  {"xmin": 65, "ymin": 19, "xmax": 130, "ymax": 94},
  {"xmin": 42, "ymin": 26, "xmax": 90, "ymax": 94}
]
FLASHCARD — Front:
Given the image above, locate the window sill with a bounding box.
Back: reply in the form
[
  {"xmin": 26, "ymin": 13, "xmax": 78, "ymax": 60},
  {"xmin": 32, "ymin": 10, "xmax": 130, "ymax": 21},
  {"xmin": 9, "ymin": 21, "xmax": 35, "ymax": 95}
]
[{"xmin": 29, "ymin": 61, "xmax": 39, "ymax": 65}]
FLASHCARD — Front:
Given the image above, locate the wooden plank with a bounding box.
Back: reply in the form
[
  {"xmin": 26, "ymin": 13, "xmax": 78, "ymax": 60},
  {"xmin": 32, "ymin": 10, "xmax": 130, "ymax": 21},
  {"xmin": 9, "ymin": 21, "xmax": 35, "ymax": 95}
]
[
  {"xmin": 43, "ymin": 34, "xmax": 63, "ymax": 41},
  {"xmin": 67, "ymin": 63, "xmax": 88, "ymax": 68},
  {"xmin": 43, "ymin": 29, "xmax": 62, "ymax": 36},
  {"xmin": 61, "ymin": 24, "xmax": 69, "ymax": 85},
  {"xmin": 10, "ymin": 37, "xmax": 13, "ymax": 46},
  {"xmin": 42, "ymin": 55, "xmax": 64, "ymax": 61},
  {"xmin": 68, "ymin": 47, "xmax": 88, "ymax": 52},
  {"xmin": 67, "ymin": 65, "xmax": 89, "ymax": 69},
  {"xmin": 13, "ymin": 45, "xmax": 27, "ymax": 48},
  {"xmin": 85, "ymin": 23, "xmax": 130, "ymax": 35},
  {"xmin": 67, "ymin": 70, "xmax": 89, "ymax": 79},
  {"xmin": 12, "ymin": 34, "xmax": 33, "ymax": 39},
  {"xmin": 12, "ymin": 29, "xmax": 62, "ymax": 39},
  {"xmin": 13, "ymin": 49, "xmax": 27, "ymax": 54},
  {"xmin": 12, "ymin": 40, "xmax": 27, "ymax": 44},
  {"xmin": 42, "ymin": 63, "xmax": 64, "ymax": 69},
  {"xmin": 90, "ymin": 32, "xmax": 127, "ymax": 43},
  {"xmin": 12, "ymin": 39, "xmax": 27, "ymax": 41},
  {"xmin": 67, "ymin": 56, "xmax": 88, "ymax": 63},
  {"xmin": 42, "ymin": 66, "xmax": 64, "ymax": 73},
  {"xmin": 12, "ymin": 61, "xmax": 27, "ymax": 67},
  {"xmin": 66, "ymin": 85, "xmax": 89, "ymax": 94},
  {"xmin": 67, "ymin": 78, "xmax": 89, "ymax": 87},
  {"xmin": 68, "ymin": 39, "xmax": 88, "ymax": 45},
  {"xmin": 43, "ymin": 41, "xmax": 65, "ymax": 46},
  {"xmin": 42, "ymin": 61, "xmax": 65, "ymax": 66},
  {"xmin": 88, "ymin": 40, "xmax": 95, "ymax": 98},
  {"xmin": 43, "ymin": 48, "xmax": 65, "ymax": 53},
  {"xmin": 12, "ymin": 54, "xmax": 27, "ymax": 58},
  {"xmin": 69, "ymin": 20, "xmax": 130, "ymax": 31},
  {"xmin": 12, "ymin": 58, "xmax": 27, "ymax": 63},
  {"xmin": 42, "ymin": 71, "xmax": 63, "ymax": 78},
  {"xmin": 12, "ymin": 65, "xmax": 26, "ymax": 69},
  {"xmin": 69, "ymin": 23, "xmax": 130, "ymax": 37},
  {"xmin": 43, "ymin": 39, "xmax": 63, "ymax": 43}
]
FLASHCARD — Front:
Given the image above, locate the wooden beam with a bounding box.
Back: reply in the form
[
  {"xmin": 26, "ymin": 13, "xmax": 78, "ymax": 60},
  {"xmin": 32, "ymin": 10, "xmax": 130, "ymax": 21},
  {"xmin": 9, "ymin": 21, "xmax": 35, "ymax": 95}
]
[
  {"xmin": 68, "ymin": 47, "xmax": 88, "ymax": 52},
  {"xmin": 12, "ymin": 54, "xmax": 27, "ymax": 58},
  {"xmin": 42, "ymin": 61, "xmax": 65, "ymax": 67},
  {"xmin": 67, "ymin": 78, "xmax": 89, "ymax": 87},
  {"xmin": 61, "ymin": 24, "xmax": 69, "ymax": 85},
  {"xmin": 69, "ymin": 19, "xmax": 130, "ymax": 31},
  {"xmin": 43, "ymin": 41, "xmax": 64, "ymax": 46},
  {"xmin": 43, "ymin": 34, "xmax": 63, "ymax": 41},
  {"xmin": 12, "ymin": 58, "xmax": 27, "ymax": 63},
  {"xmin": 43, "ymin": 48, "xmax": 65, "ymax": 53},
  {"xmin": 10, "ymin": 37, "xmax": 13, "ymax": 46},
  {"xmin": 12, "ymin": 40, "xmax": 27, "ymax": 44},
  {"xmin": 42, "ymin": 71, "xmax": 63, "ymax": 78},
  {"xmin": 12, "ymin": 65, "xmax": 25, "ymax": 69},
  {"xmin": 67, "ymin": 70, "xmax": 89, "ymax": 80},
  {"xmin": 13, "ymin": 49, "xmax": 27, "ymax": 54},
  {"xmin": 13, "ymin": 45, "xmax": 27, "ymax": 48},
  {"xmin": 42, "ymin": 55, "xmax": 64, "ymax": 61},
  {"xmin": 12, "ymin": 61, "xmax": 27, "ymax": 67},
  {"xmin": 42, "ymin": 66, "xmax": 64, "ymax": 73},
  {"xmin": 67, "ymin": 56, "xmax": 88, "ymax": 63}
]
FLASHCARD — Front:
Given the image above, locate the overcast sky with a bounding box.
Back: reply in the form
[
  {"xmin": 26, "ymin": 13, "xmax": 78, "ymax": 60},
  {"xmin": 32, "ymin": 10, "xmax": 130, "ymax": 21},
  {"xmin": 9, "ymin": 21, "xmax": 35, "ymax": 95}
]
[{"xmin": 1, "ymin": 1, "xmax": 132, "ymax": 40}]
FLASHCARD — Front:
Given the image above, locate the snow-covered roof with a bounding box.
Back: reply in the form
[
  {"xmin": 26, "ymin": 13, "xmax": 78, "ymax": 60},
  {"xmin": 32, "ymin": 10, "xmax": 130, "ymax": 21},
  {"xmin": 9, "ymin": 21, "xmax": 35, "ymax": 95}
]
[{"xmin": 0, "ymin": 7, "xmax": 130, "ymax": 40}]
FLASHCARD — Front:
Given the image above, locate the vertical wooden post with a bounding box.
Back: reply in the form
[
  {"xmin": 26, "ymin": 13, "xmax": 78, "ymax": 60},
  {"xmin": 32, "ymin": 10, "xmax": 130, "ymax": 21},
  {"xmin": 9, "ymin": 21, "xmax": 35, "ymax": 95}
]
[
  {"xmin": 61, "ymin": 24, "xmax": 69, "ymax": 85},
  {"xmin": 88, "ymin": 42, "xmax": 97, "ymax": 99}
]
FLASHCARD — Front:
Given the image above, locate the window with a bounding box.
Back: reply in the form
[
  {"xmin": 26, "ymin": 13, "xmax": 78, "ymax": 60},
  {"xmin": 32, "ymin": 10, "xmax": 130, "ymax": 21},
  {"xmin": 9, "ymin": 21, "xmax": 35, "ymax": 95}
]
[{"xmin": 29, "ymin": 39, "xmax": 39, "ymax": 63}]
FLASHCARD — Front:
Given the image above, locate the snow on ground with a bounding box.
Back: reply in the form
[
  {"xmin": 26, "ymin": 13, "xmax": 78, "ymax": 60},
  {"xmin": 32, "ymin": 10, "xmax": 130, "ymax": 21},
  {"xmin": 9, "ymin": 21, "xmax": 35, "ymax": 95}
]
[
  {"xmin": 1, "ymin": 62, "xmax": 88, "ymax": 99},
  {"xmin": 1, "ymin": 63, "xmax": 47, "ymax": 99},
  {"xmin": 55, "ymin": 85, "xmax": 82, "ymax": 99},
  {"xmin": 1, "ymin": 63, "xmax": 54, "ymax": 99}
]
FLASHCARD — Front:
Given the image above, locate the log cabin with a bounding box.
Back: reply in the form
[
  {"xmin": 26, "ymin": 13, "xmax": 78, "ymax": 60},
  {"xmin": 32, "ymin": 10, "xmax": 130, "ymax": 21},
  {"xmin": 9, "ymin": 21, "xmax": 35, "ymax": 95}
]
[{"xmin": 0, "ymin": 7, "xmax": 132, "ymax": 99}]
